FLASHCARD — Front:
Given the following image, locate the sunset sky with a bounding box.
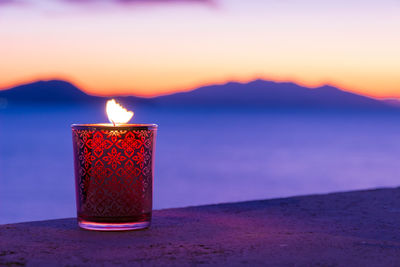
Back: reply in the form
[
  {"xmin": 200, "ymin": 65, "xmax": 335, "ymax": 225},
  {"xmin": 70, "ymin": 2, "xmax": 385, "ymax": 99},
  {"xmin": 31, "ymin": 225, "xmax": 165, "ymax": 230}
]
[{"xmin": 0, "ymin": 0, "xmax": 399, "ymax": 98}]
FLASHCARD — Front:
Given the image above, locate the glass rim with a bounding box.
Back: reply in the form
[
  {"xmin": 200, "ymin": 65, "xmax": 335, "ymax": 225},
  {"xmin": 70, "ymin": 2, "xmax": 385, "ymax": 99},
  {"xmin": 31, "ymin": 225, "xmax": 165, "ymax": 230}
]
[{"xmin": 71, "ymin": 123, "xmax": 158, "ymax": 130}]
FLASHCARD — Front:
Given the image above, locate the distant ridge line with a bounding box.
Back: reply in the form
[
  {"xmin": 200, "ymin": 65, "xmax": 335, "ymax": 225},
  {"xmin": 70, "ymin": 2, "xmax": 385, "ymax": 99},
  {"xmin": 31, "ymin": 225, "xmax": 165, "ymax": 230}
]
[{"xmin": 0, "ymin": 79, "xmax": 397, "ymax": 110}]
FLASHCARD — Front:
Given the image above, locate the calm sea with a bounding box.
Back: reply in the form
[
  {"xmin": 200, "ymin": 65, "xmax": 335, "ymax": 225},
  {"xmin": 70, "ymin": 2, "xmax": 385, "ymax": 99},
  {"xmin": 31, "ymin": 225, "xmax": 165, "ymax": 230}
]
[{"xmin": 1, "ymin": 105, "xmax": 400, "ymax": 224}]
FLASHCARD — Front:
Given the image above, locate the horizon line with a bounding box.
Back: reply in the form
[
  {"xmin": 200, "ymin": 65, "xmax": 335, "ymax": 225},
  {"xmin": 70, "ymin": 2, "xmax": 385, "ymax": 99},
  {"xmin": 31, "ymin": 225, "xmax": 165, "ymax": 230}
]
[{"xmin": 0, "ymin": 77, "xmax": 399, "ymax": 101}]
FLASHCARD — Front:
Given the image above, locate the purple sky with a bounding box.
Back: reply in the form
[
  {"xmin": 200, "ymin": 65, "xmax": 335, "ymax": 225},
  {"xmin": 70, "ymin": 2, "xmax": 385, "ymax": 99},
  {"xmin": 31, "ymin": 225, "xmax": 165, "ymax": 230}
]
[{"xmin": 0, "ymin": 0, "xmax": 399, "ymax": 97}]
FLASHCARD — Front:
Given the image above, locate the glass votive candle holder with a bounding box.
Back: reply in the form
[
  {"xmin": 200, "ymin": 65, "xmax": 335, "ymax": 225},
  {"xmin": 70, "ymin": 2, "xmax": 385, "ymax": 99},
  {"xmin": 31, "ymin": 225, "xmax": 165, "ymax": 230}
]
[{"xmin": 72, "ymin": 124, "xmax": 157, "ymax": 231}]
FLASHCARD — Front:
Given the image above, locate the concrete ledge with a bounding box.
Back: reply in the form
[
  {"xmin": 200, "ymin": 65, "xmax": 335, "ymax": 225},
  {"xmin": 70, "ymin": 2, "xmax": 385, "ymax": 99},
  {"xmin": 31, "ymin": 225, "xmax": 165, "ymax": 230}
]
[{"xmin": 2, "ymin": 188, "xmax": 400, "ymax": 266}]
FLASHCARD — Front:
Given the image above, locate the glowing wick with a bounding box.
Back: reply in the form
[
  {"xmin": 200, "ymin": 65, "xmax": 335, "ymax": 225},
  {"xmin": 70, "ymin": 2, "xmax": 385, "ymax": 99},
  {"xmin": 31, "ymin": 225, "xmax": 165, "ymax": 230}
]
[{"xmin": 106, "ymin": 99, "xmax": 134, "ymax": 126}]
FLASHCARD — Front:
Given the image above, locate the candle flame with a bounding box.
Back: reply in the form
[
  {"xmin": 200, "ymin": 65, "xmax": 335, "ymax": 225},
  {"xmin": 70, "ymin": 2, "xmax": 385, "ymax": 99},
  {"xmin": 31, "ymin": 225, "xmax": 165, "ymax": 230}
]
[{"xmin": 106, "ymin": 99, "xmax": 134, "ymax": 125}]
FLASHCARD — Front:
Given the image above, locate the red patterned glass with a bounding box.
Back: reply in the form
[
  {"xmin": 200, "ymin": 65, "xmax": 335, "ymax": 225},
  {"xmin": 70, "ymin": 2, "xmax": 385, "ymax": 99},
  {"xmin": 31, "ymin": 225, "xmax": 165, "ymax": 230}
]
[{"xmin": 72, "ymin": 124, "xmax": 157, "ymax": 231}]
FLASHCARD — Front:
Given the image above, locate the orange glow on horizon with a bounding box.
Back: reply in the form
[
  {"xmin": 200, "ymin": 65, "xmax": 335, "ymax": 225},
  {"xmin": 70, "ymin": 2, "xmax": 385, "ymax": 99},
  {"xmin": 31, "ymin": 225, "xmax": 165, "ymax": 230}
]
[{"xmin": 0, "ymin": 73, "xmax": 398, "ymax": 100}]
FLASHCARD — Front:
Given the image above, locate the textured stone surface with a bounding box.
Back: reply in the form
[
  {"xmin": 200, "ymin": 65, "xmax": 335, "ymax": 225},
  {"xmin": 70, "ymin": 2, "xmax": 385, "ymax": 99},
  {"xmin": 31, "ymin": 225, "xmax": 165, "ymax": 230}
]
[{"xmin": 2, "ymin": 188, "xmax": 400, "ymax": 266}]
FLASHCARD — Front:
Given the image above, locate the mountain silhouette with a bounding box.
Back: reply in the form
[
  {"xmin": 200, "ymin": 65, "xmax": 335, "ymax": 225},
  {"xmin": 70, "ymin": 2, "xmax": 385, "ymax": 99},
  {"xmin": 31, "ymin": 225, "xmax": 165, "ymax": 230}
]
[
  {"xmin": 0, "ymin": 80, "xmax": 99, "ymax": 104},
  {"xmin": 0, "ymin": 79, "xmax": 395, "ymax": 110},
  {"xmin": 151, "ymin": 79, "xmax": 391, "ymax": 110}
]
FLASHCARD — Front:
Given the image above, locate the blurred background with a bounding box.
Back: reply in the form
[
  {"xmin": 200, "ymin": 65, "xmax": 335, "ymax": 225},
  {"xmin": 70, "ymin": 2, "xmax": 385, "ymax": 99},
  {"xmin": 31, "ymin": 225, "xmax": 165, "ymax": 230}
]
[{"xmin": 1, "ymin": 0, "xmax": 400, "ymax": 224}]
